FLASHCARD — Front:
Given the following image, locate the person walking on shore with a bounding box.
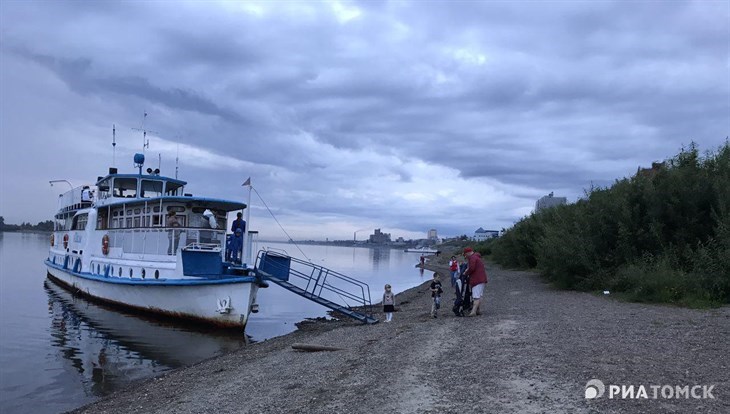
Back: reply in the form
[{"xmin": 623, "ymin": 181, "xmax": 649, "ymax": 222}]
[
  {"xmin": 430, "ymin": 273, "xmax": 443, "ymax": 318},
  {"xmin": 448, "ymin": 256, "xmax": 459, "ymax": 293},
  {"xmin": 463, "ymin": 247, "xmax": 488, "ymax": 316},
  {"xmin": 382, "ymin": 284, "xmax": 396, "ymax": 322}
]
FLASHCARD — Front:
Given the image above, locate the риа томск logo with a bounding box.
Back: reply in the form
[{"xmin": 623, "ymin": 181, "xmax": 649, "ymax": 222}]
[{"xmin": 585, "ymin": 379, "xmax": 715, "ymax": 400}]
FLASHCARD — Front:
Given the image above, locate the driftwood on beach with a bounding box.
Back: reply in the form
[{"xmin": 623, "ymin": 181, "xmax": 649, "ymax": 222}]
[{"xmin": 291, "ymin": 343, "xmax": 344, "ymax": 352}]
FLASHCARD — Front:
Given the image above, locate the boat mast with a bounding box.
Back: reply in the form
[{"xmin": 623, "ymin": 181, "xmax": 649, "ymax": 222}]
[
  {"xmin": 243, "ymin": 177, "xmax": 252, "ymax": 265},
  {"xmin": 132, "ymin": 111, "xmax": 156, "ymax": 155},
  {"xmin": 112, "ymin": 124, "xmax": 116, "ymax": 167}
]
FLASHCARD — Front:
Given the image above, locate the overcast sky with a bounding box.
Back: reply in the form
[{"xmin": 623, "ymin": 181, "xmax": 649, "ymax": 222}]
[{"xmin": 1, "ymin": 0, "xmax": 728, "ymax": 241}]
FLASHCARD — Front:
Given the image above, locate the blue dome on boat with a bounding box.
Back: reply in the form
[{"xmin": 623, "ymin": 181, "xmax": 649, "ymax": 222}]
[{"xmin": 134, "ymin": 153, "xmax": 145, "ymax": 165}]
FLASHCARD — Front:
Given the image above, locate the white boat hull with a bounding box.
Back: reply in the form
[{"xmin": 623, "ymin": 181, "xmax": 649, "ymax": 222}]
[{"xmin": 46, "ymin": 262, "xmax": 259, "ymax": 329}]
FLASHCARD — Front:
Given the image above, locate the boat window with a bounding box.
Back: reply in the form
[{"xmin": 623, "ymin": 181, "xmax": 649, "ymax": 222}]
[
  {"xmin": 113, "ymin": 177, "xmax": 138, "ymax": 198},
  {"xmin": 134, "ymin": 208, "xmax": 141, "ymax": 214},
  {"xmin": 165, "ymin": 182, "xmax": 183, "ymax": 196},
  {"xmin": 166, "ymin": 206, "xmax": 185, "ymax": 213},
  {"xmin": 55, "ymin": 218, "xmax": 67, "ymax": 231},
  {"xmin": 97, "ymin": 179, "xmax": 111, "ymax": 199},
  {"xmin": 72, "ymin": 214, "xmax": 88, "ymax": 231},
  {"xmin": 141, "ymin": 180, "xmax": 163, "ymax": 198}
]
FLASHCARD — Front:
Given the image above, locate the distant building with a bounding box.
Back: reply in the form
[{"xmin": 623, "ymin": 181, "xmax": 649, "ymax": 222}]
[
  {"xmin": 427, "ymin": 229, "xmax": 437, "ymax": 240},
  {"xmin": 535, "ymin": 192, "xmax": 567, "ymax": 212},
  {"xmin": 369, "ymin": 228, "xmax": 391, "ymax": 244},
  {"xmin": 473, "ymin": 227, "xmax": 499, "ymax": 242},
  {"xmin": 637, "ymin": 162, "xmax": 665, "ymax": 179}
]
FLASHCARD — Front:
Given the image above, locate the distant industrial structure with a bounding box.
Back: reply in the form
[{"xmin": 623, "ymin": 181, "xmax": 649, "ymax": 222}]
[
  {"xmin": 637, "ymin": 162, "xmax": 666, "ymax": 178},
  {"xmin": 473, "ymin": 227, "xmax": 499, "ymax": 242},
  {"xmin": 535, "ymin": 192, "xmax": 567, "ymax": 212},
  {"xmin": 369, "ymin": 228, "xmax": 391, "ymax": 244},
  {"xmin": 427, "ymin": 229, "xmax": 438, "ymax": 240}
]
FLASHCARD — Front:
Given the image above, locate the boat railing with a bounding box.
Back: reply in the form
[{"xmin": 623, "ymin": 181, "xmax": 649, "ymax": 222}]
[
  {"xmin": 106, "ymin": 228, "xmax": 226, "ymax": 256},
  {"xmin": 183, "ymin": 242, "xmax": 222, "ymax": 252}
]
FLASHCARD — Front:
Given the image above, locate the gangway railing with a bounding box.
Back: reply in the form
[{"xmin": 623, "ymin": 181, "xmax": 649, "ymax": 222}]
[{"xmin": 254, "ymin": 250, "xmax": 378, "ymax": 324}]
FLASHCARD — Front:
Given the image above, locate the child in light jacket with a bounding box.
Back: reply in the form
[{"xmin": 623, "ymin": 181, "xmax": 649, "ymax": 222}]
[{"xmin": 383, "ymin": 284, "xmax": 396, "ymax": 322}]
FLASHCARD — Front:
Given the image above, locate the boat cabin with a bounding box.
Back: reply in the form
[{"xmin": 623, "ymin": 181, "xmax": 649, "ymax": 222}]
[{"xmin": 53, "ymin": 166, "xmax": 246, "ymax": 258}]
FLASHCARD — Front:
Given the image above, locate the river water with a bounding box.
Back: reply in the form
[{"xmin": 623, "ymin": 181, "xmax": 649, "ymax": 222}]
[{"xmin": 0, "ymin": 232, "xmax": 430, "ymax": 413}]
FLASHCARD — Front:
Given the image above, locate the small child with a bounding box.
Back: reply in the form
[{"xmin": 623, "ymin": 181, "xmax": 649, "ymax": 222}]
[
  {"xmin": 430, "ymin": 272, "xmax": 443, "ymax": 318},
  {"xmin": 383, "ymin": 284, "xmax": 396, "ymax": 322}
]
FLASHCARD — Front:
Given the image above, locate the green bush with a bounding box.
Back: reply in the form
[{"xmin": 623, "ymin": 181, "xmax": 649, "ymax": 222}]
[{"xmin": 490, "ymin": 141, "xmax": 730, "ymax": 306}]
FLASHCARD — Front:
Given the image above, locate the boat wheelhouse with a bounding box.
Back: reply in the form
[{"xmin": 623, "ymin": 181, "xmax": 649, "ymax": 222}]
[{"xmin": 45, "ymin": 154, "xmax": 266, "ymax": 329}]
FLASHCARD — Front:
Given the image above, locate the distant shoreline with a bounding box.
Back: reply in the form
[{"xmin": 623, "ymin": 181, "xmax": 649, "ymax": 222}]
[{"xmin": 0, "ymin": 229, "xmax": 51, "ymax": 234}]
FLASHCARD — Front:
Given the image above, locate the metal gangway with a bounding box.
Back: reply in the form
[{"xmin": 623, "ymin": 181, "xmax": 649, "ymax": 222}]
[{"xmin": 254, "ymin": 250, "xmax": 378, "ymax": 324}]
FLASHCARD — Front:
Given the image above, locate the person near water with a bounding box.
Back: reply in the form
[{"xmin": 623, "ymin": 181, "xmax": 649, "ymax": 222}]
[
  {"xmin": 463, "ymin": 247, "xmax": 488, "ymax": 316},
  {"xmin": 430, "ymin": 272, "xmax": 443, "ymax": 318},
  {"xmin": 448, "ymin": 256, "xmax": 460, "ymax": 292},
  {"xmin": 383, "ymin": 284, "xmax": 396, "ymax": 322}
]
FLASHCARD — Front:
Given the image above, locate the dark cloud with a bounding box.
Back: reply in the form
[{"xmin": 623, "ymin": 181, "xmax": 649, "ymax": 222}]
[{"xmin": 1, "ymin": 0, "xmax": 728, "ymax": 239}]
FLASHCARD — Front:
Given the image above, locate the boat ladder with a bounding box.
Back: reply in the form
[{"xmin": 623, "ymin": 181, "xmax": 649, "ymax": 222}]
[{"xmin": 254, "ymin": 250, "xmax": 378, "ymax": 324}]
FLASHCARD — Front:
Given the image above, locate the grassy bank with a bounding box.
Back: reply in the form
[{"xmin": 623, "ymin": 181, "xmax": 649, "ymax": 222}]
[{"xmin": 487, "ymin": 141, "xmax": 730, "ymax": 307}]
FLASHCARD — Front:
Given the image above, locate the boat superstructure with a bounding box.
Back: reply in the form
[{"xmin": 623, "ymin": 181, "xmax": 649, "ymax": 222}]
[{"xmin": 45, "ymin": 154, "xmax": 266, "ymax": 329}]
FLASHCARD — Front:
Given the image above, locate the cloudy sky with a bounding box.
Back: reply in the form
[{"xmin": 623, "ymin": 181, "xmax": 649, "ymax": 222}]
[{"xmin": 1, "ymin": 0, "xmax": 728, "ymax": 241}]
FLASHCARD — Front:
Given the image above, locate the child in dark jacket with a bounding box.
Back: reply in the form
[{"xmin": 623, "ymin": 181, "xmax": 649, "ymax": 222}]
[{"xmin": 430, "ymin": 273, "xmax": 443, "ymax": 318}]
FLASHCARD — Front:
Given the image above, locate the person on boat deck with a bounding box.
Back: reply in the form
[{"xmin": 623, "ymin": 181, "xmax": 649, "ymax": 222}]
[
  {"xmin": 230, "ymin": 212, "xmax": 246, "ymax": 263},
  {"xmin": 203, "ymin": 209, "xmax": 218, "ymax": 229},
  {"xmin": 166, "ymin": 211, "xmax": 181, "ymax": 255},
  {"xmin": 81, "ymin": 186, "xmax": 92, "ymax": 203}
]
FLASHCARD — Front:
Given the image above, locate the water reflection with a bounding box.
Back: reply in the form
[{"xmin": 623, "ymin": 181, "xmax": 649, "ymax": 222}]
[
  {"xmin": 368, "ymin": 247, "xmax": 391, "ymax": 271},
  {"xmin": 44, "ymin": 279, "xmax": 246, "ymax": 398}
]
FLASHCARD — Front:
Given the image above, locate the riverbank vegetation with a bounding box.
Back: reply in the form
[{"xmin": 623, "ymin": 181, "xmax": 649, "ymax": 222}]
[
  {"xmin": 487, "ymin": 141, "xmax": 730, "ymax": 307},
  {"xmin": 0, "ymin": 216, "xmax": 54, "ymax": 232}
]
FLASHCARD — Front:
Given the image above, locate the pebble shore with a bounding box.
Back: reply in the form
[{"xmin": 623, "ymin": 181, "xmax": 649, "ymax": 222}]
[{"xmin": 71, "ymin": 252, "xmax": 730, "ymax": 414}]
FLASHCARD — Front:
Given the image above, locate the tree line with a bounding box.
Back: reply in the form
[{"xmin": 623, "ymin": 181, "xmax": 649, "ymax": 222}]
[
  {"xmin": 482, "ymin": 141, "xmax": 730, "ymax": 307},
  {"xmin": 0, "ymin": 216, "xmax": 54, "ymax": 232}
]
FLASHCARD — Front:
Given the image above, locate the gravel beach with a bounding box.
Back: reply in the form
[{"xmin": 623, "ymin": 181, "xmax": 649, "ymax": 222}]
[{"xmin": 71, "ymin": 254, "xmax": 730, "ymax": 414}]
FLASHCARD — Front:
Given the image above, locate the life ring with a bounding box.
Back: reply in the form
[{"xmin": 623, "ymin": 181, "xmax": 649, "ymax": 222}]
[
  {"xmin": 102, "ymin": 234, "xmax": 110, "ymax": 255},
  {"xmin": 63, "ymin": 234, "xmax": 69, "ymax": 249},
  {"xmin": 50, "ymin": 234, "xmax": 55, "ymax": 247}
]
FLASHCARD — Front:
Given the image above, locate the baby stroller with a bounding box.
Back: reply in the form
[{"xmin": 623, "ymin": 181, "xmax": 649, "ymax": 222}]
[{"xmin": 452, "ymin": 263, "xmax": 473, "ymax": 316}]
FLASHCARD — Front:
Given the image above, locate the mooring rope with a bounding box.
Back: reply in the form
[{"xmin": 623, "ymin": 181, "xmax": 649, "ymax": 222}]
[{"xmin": 250, "ymin": 186, "xmax": 311, "ymax": 262}]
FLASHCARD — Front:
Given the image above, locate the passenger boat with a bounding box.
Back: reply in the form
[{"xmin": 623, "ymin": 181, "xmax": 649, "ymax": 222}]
[
  {"xmin": 45, "ymin": 153, "xmax": 267, "ymax": 329},
  {"xmin": 404, "ymin": 247, "xmax": 440, "ymax": 254}
]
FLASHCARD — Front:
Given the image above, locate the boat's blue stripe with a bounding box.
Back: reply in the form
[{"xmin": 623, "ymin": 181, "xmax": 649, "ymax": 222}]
[{"xmin": 45, "ymin": 260, "xmax": 256, "ymax": 286}]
